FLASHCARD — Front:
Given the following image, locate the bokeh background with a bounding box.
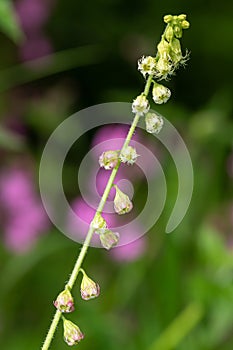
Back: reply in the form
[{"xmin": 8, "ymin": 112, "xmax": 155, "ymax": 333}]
[{"xmin": 0, "ymin": 1, "xmax": 233, "ymax": 349}]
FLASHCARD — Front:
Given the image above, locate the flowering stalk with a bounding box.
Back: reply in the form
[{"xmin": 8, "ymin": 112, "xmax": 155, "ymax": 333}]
[{"xmin": 41, "ymin": 14, "xmax": 190, "ymax": 349}]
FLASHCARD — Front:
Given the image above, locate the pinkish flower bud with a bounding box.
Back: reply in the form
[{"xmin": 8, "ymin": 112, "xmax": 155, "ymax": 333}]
[
  {"xmin": 54, "ymin": 289, "xmax": 74, "ymax": 313},
  {"xmin": 99, "ymin": 150, "xmax": 119, "ymax": 170},
  {"xmin": 120, "ymin": 146, "xmax": 138, "ymax": 165},
  {"xmin": 63, "ymin": 318, "xmax": 84, "ymax": 346},
  {"xmin": 80, "ymin": 269, "xmax": 100, "ymax": 300},
  {"xmin": 99, "ymin": 229, "xmax": 120, "ymax": 250},
  {"xmin": 113, "ymin": 186, "xmax": 133, "ymax": 215}
]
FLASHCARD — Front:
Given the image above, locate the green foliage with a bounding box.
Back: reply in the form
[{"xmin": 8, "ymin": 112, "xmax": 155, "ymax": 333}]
[{"xmin": 0, "ymin": 0, "xmax": 23, "ymax": 43}]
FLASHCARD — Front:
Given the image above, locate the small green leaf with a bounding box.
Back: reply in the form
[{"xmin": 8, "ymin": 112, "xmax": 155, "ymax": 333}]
[{"xmin": 0, "ymin": 0, "xmax": 24, "ymax": 43}]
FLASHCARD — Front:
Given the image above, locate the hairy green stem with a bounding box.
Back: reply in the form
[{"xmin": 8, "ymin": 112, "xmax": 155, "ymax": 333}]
[{"xmin": 41, "ymin": 74, "xmax": 153, "ymax": 350}]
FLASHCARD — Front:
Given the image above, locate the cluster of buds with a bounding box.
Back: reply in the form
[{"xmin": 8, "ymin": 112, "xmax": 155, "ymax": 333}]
[
  {"xmin": 54, "ymin": 270, "xmax": 101, "ymax": 345},
  {"xmin": 137, "ymin": 14, "xmax": 190, "ymax": 81},
  {"xmin": 99, "ymin": 145, "xmax": 138, "ymax": 170},
  {"xmin": 91, "ymin": 213, "xmax": 120, "ymax": 250}
]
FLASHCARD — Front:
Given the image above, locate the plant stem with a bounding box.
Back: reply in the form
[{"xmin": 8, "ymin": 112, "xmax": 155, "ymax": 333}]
[{"xmin": 41, "ymin": 74, "xmax": 153, "ymax": 350}]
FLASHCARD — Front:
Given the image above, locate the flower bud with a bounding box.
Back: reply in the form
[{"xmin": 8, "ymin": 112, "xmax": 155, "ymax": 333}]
[
  {"xmin": 80, "ymin": 270, "xmax": 100, "ymax": 300},
  {"xmin": 155, "ymin": 58, "xmax": 173, "ymax": 79},
  {"xmin": 163, "ymin": 14, "xmax": 173, "ymax": 23},
  {"xmin": 145, "ymin": 113, "xmax": 164, "ymax": 134},
  {"xmin": 178, "ymin": 14, "xmax": 187, "ymax": 20},
  {"xmin": 181, "ymin": 20, "xmax": 190, "ymax": 29},
  {"xmin": 174, "ymin": 25, "xmax": 182, "ymax": 38},
  {"xmin": 138, "ymin": 55, "xmax": 156, "ymax": 77},
  {"xmin": 152, "ymin": 83, "xmax": 171, "ymax": 104},
  {"xmin": 91, "ymin": 213, "xmax": 107, "ymax": 231},
  {"xmin": 99, "ymin": 150, "xmax": 119, "ymax": 170},
  {"xmin": 63, "ymin": 318, "xmax": 84, "ymax": 346},
  {"xmin": 120, "ymin": 146, "xmax": 138, "ymax": 165},
  {"xmin": 54, "ymin": 289, "xmax": 74, "ymax": 313},
  {"xmin": 157, "ymin": 40, "xmax": 170, "ymax": 59},
  {"xmin": 113, "ymin": 185, "xmax": 133, "ymax": 215},
  {"xmin": 165, "ymin": 25, "xmax": 174, "ymax": 42},
  {"xmin": 132, "ymin": 94, "xmax": 150, "ymax": 116},
  {"xmin": 99, "ymin": 229, "xmax": 120, "ymax": 250}
]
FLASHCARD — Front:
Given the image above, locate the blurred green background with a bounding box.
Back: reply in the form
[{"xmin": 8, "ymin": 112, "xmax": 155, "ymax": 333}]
[{"xmin": 0, "ymin": 0, "xmax": 233, "ymax": 349}]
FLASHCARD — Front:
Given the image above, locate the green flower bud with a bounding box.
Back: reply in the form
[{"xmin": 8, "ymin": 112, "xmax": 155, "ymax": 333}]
[
  {"xmin": 163, "ymin": 15, "xmax": 173, "ymax": 23},
  {"xmin": 99, "ymin": 150, "xmax": 119, "ymax": 170},
  {"xmin": 113, "ymin": 185, "xmax": 133, "ymax": 215},
  {"xmin": 174, "ymin": 25, "xmax": 182, "ymax": 38},
  {"xmin": 91, "ymin": 213, "xmax": 107, "ymax": 231},
  {"xmin": 54, "ymin": 289, "xmax": 74, "ymax": 313},
  {"xmin": 152, "ymin": 82, "xmax": 171, "ymax": 104},
  {"xmin": 99, "ymin": 229, "xmax": 120, "ymax": 250},
  {"xmin": 63, "ymin": 318, "xmax": 84, "ymax": 346},
  {"xmin": 80, "ymin": 270, "xmax": 100, "ymax": 300},
  {"xmin": 145, "ymin": 113, "xmax": 164, "ymax": 134},
  {"xmin": 165, "ymin": 25, "xmax": 174, "ymax": 42},
  {"xmin": 169, "ymin": 38, "xmax": 182, "ymax": 64},
  {"xmin": 157, "ymin": 39, "xmax": 170, "ymax": 58},
  {"xmin": 178, "ymin": 14, "xmax": 187, "ymax": 21},
  {"xmin": 181, "ymin": 20, "xmax": 190, "ymax": 29},
  {"xmin": 120, "ymin": 145, "xmax": 138, "ymax": 165}
]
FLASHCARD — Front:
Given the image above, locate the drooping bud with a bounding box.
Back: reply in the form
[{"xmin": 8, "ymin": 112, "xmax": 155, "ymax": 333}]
[
  {"xmin": 91, "ymin": 213, "xmax": 107, "ymax": 231},
  {"xmin": 54, "ymin": 288, "xmax": 74, "ymax": 313},
  {"xmin": 152, "ymin": 82, "xmax": 171, "ymax": 104},
  {"xmin": 99, "ymin": 229, "xmax": 120, "ymax": 250},
  {"xmin": 178, "ymin": 14, "xmax": 187, "ymax": 21},
  {"xmin": 99, "ymin": 150, "xmax": 119, "ymax": 170},
  {"xmin": 145, "ymin": 113, "xmax": 164, "ymax": 134},
  {"xmin": 132, "ymin": 94, "xmax": 150, "ymax": 116},
  {"xmin": 165, "ymin": 25, "xmax": 174, "ymax": 42},
  {"xmin": 80, "ymin": 269, "xmax": 100, "ymax": 300},
  {"xmin": 181, "ymin": 20, "xmax": 190, "ymax": 29},
  {"xmin": 174, "ymin": 25, "xmax": 182, "ymax": 38},
  {"xmin": 163, "ymin": 14, "xmax": 173, "ymax": 23},
  {"xmin": 120, "ymin": 145, "xmax": 138, "ymax": 165},
  {"xmin": 138, "ymin": 56, "xmax": 156, "ymax": 77},
  {"xmin": 63, "ymin": 318, "xmax": 84, "ymax": 346},
  {"xmin": 113, "ymin": 185, "xmax": 133, "ymax": 215}
]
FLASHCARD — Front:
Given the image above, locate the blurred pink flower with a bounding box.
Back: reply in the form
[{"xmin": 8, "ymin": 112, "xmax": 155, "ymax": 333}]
[
  {"xmin": 19, "ymin": 35, "xmax": 53, "ymax": 62},
  {"xmin": 110, "ymin": 235, "xmax": 147, "ymax": 262},
  {"xmin": 15, "ymin": 0, "xmax": 55, "ymax": 64},
  {"xmin": 15, "ymin": 0, "xmax": 53, "ymax": 33},
  {"xmin": 0, "ymin": 167, "xmax": 49, "ymax": 253}
]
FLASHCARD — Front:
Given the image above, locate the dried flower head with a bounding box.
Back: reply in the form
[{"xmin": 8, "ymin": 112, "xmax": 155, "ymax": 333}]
[
  {"xmin": 80, "ymin": 270, "xmax": 100, "ymax": 300},
  {"xmin": 99, "ymin": 150, "xmax": 119, "ymax": 170},
  {"xmin": 99, "ymin": 229, "xmax": 120, "ymax": 250},
  {"xmin": 145, "ymin": 113, "xmax": 164, "ymax": 134},
  {"xmin": 120, "ymin": 146, "xmax": 138, "ymax": 165},
  {"xmin": 54, "ymin": 289, "xmax": 74, "ymax": 313},
  {"xmin": 63, "ymin": 318, "xmax": 84, "ymax": 346},
  {"xmin": 132, "ymin": 94, "xmax": 150, "ymax": 116},
  {"xmin": 114, "ymin": 185, "xmax": 133, "ymax": 215}
]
